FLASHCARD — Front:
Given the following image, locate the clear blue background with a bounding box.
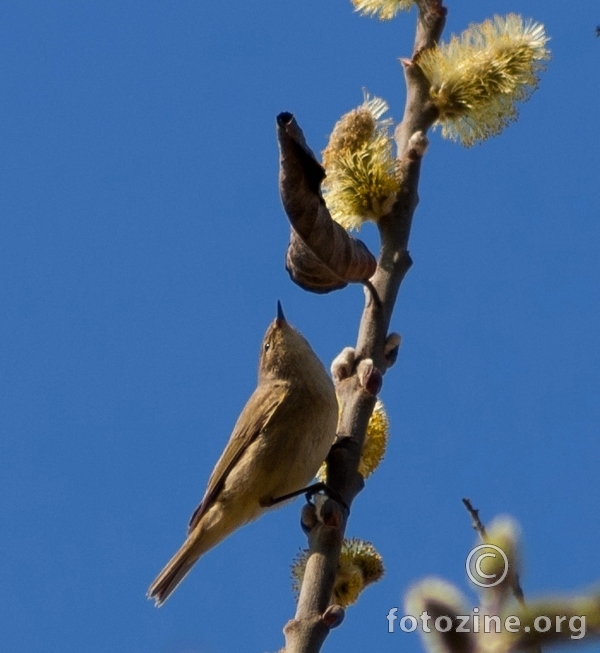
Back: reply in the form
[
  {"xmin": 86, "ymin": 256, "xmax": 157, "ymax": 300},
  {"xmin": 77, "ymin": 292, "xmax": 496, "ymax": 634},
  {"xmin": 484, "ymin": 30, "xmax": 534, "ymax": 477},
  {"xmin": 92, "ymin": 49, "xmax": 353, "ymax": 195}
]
[{"xmin": 1, "ymin": 1, "xmax": 598, "ymax": 651}]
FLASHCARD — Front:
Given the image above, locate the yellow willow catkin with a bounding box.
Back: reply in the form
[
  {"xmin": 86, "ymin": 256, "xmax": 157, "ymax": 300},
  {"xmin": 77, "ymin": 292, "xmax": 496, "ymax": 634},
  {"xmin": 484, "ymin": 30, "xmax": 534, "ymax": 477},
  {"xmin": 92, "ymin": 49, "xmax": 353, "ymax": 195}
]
[
  {"xmin": 322, "ymin": 95, "xmax": 399, "ymax": 230},
  {"xmin": 292, "ymin": 538, "xmax": 384, "ymax": 607},
  {"xmin": 417, "ymin": 14, "xmax": 550, "ymax": 146},
  {"xmin": 357, "ymin": 399, "xmax": 389, "ymax": 478},
  {"xmin": 316, "ymin": 398, "xmax": 389, "ymax": 482},
  {"xmin": 352, "ymin": 0, "xmax": 415, "ymax": 21}
]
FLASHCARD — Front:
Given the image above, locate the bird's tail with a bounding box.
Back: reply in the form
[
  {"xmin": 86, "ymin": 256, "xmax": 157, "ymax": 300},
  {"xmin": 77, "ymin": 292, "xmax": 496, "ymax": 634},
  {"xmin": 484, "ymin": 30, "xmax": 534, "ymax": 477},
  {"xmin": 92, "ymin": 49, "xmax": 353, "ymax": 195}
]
[{"xmin": 147, "ymin": 537, "xmax": 201, "ymax": 607}]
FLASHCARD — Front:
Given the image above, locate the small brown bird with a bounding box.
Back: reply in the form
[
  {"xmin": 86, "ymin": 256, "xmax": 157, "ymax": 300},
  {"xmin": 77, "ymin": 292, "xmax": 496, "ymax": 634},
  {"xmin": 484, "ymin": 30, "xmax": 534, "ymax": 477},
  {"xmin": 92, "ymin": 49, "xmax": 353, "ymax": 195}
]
[{"xmin": 148, "ymin": 303, "xmax": 338, "ymax": 606}]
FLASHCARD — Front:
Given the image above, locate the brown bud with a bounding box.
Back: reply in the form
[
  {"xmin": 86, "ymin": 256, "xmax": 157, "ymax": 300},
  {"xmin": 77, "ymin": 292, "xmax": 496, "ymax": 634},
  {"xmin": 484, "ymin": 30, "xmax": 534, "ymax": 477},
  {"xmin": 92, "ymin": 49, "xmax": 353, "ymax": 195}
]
[
  {"xmin": 331, "ymin": 347, "xmax": 356, "ymax": 383},
  {"xmin": 384, "ymin": 333, "xmax": 402, "ymax": 368},
  {"xmin": 319, "ymin": 498, "xmax": 345, "ymax": 529},
  {"xmin": 357, "ymin": 359, "xmax": 383, "ymax": 395},
  {"xmin": 322, "ymin": 604, "xmax": 345, "ymax": 629},
  {"xmin": 407, "ymin": 131, "xmax": 429, "ymax": 160},
  {"xmin": 300, "ymin": 503, "xmax": 318, "ymax": 534}
]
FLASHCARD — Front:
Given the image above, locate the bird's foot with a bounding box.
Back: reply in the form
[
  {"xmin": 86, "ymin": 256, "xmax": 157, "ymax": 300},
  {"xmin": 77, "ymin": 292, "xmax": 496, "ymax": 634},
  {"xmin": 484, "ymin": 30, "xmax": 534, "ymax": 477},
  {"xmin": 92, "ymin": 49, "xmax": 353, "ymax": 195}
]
[{"xmin": 266, "ymin": 482, "xmax": 349, "ymax": 515}]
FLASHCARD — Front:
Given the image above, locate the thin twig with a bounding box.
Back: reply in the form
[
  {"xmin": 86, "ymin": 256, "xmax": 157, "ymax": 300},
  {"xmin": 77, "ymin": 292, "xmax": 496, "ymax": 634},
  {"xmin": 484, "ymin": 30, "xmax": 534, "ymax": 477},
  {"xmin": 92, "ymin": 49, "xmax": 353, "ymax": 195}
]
[
  {"xmin": 461, "ymin": 498, "xmax": 528, "ymax": 607},
  {"xmin": 462, "ymin": 497, "xmax": 488, "ymax": 539}
]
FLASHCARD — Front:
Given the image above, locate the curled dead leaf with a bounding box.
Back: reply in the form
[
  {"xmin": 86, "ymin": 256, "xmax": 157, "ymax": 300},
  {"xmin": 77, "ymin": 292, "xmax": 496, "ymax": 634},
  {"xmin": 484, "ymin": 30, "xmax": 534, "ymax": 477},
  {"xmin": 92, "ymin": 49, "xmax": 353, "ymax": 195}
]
[{"xmin": 277, "ymin": 112, "xmax": 377, "ymax": 293}]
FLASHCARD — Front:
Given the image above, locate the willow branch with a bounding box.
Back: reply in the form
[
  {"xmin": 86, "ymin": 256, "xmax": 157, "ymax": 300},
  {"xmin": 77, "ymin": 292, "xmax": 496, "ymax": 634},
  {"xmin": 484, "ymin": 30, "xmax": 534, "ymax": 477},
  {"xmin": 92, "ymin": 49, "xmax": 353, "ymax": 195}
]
[
  {"xmin": 283, "ymin": 2, "xmax": 447, "ymax": 652},
  {"xmin": 462, "ymin": 497, "xmax": 488, "ymax": 539}
]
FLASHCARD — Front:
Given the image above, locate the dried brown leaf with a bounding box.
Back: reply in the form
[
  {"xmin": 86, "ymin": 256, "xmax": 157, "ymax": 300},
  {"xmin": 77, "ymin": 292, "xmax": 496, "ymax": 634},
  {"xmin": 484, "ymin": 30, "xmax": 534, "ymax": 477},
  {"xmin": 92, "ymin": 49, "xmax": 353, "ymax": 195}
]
[{"xmin": 277, "ymin": 112, "xmax": 377, "ymax": 294}]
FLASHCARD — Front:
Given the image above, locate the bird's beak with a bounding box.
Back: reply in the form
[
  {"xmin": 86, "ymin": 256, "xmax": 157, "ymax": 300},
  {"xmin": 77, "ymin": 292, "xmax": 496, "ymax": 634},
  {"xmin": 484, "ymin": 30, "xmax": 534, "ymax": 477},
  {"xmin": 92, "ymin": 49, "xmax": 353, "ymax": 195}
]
[{"xmin": 276, "ymin": 300, "xmax": 286, "ymax": 326}]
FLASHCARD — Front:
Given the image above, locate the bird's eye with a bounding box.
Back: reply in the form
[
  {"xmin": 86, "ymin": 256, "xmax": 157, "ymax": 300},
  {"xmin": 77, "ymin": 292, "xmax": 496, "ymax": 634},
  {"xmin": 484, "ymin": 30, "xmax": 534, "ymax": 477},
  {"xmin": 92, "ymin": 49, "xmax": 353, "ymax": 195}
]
[{"xmin": 264, "ymin": 342, "xmax": 270, "ymax": 352}]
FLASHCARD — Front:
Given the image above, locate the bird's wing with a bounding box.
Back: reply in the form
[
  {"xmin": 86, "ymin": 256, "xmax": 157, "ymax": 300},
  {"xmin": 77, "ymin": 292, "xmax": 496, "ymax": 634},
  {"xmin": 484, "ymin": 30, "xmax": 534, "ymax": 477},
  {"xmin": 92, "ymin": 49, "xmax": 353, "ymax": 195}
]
[{"xmin": 187, "ymin": 380, "xmax": 289, "ymax": 534}]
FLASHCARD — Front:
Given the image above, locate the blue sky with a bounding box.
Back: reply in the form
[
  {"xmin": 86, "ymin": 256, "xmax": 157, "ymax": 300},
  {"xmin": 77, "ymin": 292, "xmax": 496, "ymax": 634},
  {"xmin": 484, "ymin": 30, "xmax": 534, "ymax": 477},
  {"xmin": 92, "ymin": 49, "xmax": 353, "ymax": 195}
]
[{"xmin": 1, "ymin": 1, "xmax": 599, "ymax": 652}]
